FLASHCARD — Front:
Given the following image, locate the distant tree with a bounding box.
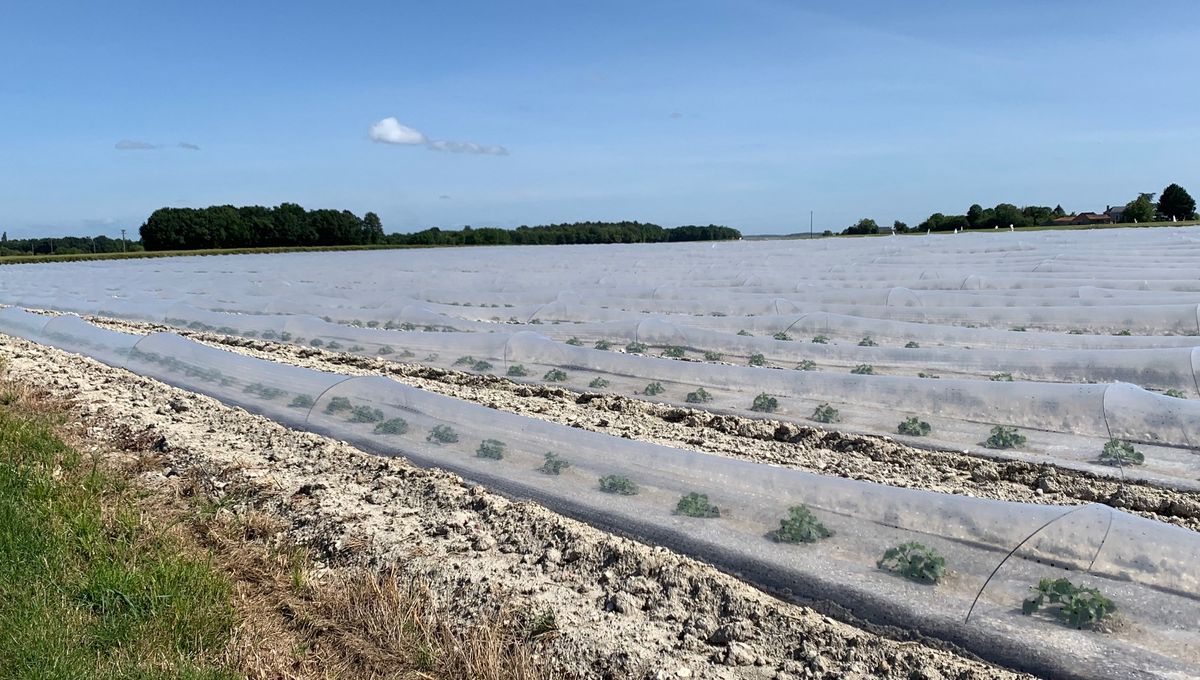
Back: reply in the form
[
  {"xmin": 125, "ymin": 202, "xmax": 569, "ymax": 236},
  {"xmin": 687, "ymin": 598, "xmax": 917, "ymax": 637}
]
[
  {"xmin": 363, "ymin": 212, "xmax": 385, "ymax": 243},
  {"xmin": 842, "ymin": 218, "xmax": 879, "ymax": 235},
  {"xmin": 966, "ymin": 204, "xmax": 984, "ymax": 227},
  {"xmin": 1158, "ymin": 184, "xmax": 1197, "ymax": 221},
  {"xmin": 892, "ymin": 220, "xmax": 909, "ymax": 233},
  {"xmin": 1124, "ymin": 193, "xmax": 1157, "ymax": 223},
  {"xmin": 1, "ymin": 231, "xmax": 6, "ymax": 243},
  {"xmin": 1052, "ymin": 205, "xmax": 1066, "ymax": 217}
]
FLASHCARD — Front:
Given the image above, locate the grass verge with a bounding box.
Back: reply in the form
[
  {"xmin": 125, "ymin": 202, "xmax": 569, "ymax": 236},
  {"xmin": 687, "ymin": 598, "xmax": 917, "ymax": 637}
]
[{"xmin": 0, "ymin": 365, "xmax": 553, "ymax": 679}]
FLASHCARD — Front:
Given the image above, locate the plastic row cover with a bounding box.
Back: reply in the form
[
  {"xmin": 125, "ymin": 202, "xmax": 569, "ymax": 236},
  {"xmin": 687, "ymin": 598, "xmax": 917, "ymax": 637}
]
[
  {"xmin": 148, "ymin": 302, "xmax": 1200, "ymax": 393},
  {"xmin": 8, "ymin": 304, "xmax": 1198, "ymax": 488},
  {"xmin": 1, "ymin": 311, "xmax": 1197, "ymax": 679}
]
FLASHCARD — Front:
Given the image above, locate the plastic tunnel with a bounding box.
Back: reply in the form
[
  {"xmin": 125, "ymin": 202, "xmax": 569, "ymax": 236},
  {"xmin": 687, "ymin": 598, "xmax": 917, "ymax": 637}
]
[{"xmin": 1, "ymin": 315, "xmax": 1197, "ymax": 680}]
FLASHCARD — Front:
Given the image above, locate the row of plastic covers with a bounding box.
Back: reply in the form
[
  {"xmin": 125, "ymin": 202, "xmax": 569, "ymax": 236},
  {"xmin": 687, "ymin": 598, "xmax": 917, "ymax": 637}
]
[
  {"xmin": 5, "ymin": 300, "xmax": 1198, "ymax": 489},
  {"xmin": 1, "ymin": 307, "xmax": 1197, "ymax": 680}
]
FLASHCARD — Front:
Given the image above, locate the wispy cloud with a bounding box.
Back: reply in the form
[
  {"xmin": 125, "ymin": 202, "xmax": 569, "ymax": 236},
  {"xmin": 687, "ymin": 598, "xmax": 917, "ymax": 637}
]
[
  {"xmin": 115, "ymin": 139, "xmax": 159, "ymax": 150},
  {"xmin": 439, "ymin": 194, "xmax": 452, "ymax": 200},
  {"xmin": 369, "ymin": 117, "xmax": 508, "ymax": 155},
  {"xmin": 115, "ymin": 139, "xmax": 201, "ymax": 151}
]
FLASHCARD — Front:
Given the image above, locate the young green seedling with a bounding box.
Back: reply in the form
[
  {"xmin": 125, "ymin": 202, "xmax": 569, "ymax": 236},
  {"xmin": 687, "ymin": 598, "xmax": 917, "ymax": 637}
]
[
  {"xmin": 812, "ymin": 403, "xmax": 839, "ymax": 423},
  {"xmin": 675, "ymin": 492, "xmax": 720, "ymax": 518},
  {"xmin": 878, "ymin": 542, "xmax": 945, "ymax": 584},
  {"xmin": 771, "ymin": 505, "xmax": 832, "ymax": 543}
]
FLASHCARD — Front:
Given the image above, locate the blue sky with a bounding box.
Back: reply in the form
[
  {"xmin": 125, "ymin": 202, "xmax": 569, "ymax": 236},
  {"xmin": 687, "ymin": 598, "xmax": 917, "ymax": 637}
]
[{"xmin": 2, "ymin": 0, "xmax": 1198, "ymax": 238}]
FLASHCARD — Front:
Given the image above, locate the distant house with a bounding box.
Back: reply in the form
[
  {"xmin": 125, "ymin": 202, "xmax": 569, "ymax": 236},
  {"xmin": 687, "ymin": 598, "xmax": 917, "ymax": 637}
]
[
  {"xmin": 1049, "ymin": 212, "xmax": 1114, "ymax": 226},
  {"xmin": 1071, "ymin": 212, "xmax": 1113, "ymax": 225},
  {"xmin": 1105, "ymin": 205, "xmax": 1126, "ymax": 222}
]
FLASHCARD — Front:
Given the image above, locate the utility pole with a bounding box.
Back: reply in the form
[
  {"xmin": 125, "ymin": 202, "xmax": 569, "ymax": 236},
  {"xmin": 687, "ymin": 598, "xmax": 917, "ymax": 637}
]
[
  {"xmin": 121, "ymin": 229, "xmax": 127, "ymax": 252},
  {"xmin": 809, "ymin": 210, "xmax": 814, "ymax": 239}
]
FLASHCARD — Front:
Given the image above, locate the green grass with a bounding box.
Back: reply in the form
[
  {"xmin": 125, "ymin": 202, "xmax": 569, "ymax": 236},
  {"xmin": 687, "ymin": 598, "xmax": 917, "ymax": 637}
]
[
  {"xmin": 0, "ymin": 395, "xmax": 237, "ymax": 678},
  {"xmin": 0, "ymin": 243, "xmax": 441, "ymax": 266}
]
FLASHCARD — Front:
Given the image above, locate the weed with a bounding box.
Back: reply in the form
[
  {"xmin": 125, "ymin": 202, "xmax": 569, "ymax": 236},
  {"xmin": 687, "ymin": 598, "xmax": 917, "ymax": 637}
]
[
  {"xmin": 858, "ymin": 336, "xmax": 878, "ymax": 347},
  {"xmin": 507, "ymin": 364, "xmax": 529, "ymax": 377},
  {"xmin": 540, "ymin": 452, "xmax": 571, "ymax": 475},
  {"xmin": 594, "ymin": 339, "xmax": 612, "ymax": 350},
  {"xmin": 878, "ymin": 542, "xmax": 945, "ymax": 584},
  {"xmin": 751, "ymin": 393, "xmax": 778, "ymax": 413},
  {"xmin": 703, "ymin": 350, "xmax": 723, "ymax": 361},
  {"xmin": 625, "ymin": 341, "xmax": 648, "ymax": 354},
  {"xmin": 675, "ymin": 492, "xmax": 720, "ymax": 518},
  {"xmin": 990, "ymin": 372, "xmax": 1014, "ymax": 382},
  {"xmin": 527, "ymin": 609, "xmax": 558, "ymax": 640},
  {"xmin": 588, "ymin": 377, "xmax": 610, "ymax": 389},
  {"xmin": 324, "ymin": 396, "xmax": 352, "ymax": 415},
  {"xmin": 1164, "ymin": 389, "xmax": 1187, "ymax": 399},
  {"xmin": 1098, "ymin": 439, "xmax": 1144, "ymax": 466},
  {"xmin": 374, "ymin": 417, "xmax": 409, "ymax": 435},
  {"xmin": 795, "ymin": 360, "xmax": 817, "ymax": 371},
  {"xmin": 1022, "ymin": 578, "xmax": 1114, "ymax": 629},
  {"xmin": 904, "ymin": 341, "xmax": 920, "ymax": 348},
  {"xmin": 426, "ymin": 425, "xmax": 459, "ymax": 445},
  {"xmin": 598, "ymin": 475, "xmax": 638, "ymax": 495},
  {"xmin": 289, "ymin": 394, "xmax": 315, "ymax": 409},
  {"xmin": 685, "ymin": 388, "xmax": 712, "ymax": 404},
  {"xmin": 642, "ymin": 382, "xmax": 665, "ymax": 396},
  {"xmin": 771, "ymin": 505, "xmax": 832, "ymax": 543},
  {"xmin": 851, "ymin": 364, "xmax": 874, "ymax": 375},
  {"xmin": 811, "ymin": 335, "xmax": 829, "ymax": 344},
  {"xmin": 661, "ymin": 345, "xmax": 686, "ymax": 358},
  {"xmin": 772, "ymin": 332, "xmax": 792, "ymax": 341},
  {"xmin": 748, "ymin": 353, "xmax": 766, "ymax": 366},
  {"xmin": 812, "ymin": 403, "xmax": 839, "ymax": 423},
  {"xmin": 897, "ymin": 417, "xmax": 931, "ymax": 436},
  {"xmin": 476, "ymin": 439, "xmax": 505, "ymax": 460},
  {"xmin": 565, "ymin": 337, "xmax": 584, "ymax": 346},
  {"xmin": 543, "ymin": 369, "xmax": 568, "ymax": 382},
  {"xmin": 985, "ymin": 425, "xmax": 1026, "ymax": 449}
]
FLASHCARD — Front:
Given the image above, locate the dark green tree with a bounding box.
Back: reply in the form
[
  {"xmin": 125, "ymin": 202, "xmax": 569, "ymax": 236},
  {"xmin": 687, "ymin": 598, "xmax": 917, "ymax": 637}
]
[
  {"xmin": 966, "ymin": 204, "xmax": 984, "ymax": 227},
  {"xmin": 1158, "ymin": 184, "xmax": 1197, "ymax": 221},
  {"xmin": 363, "ymin": 212, "xmax": 385, "ymax": 243},
  {"xmin": 842, "ymin": 218, "xmax": 879, "ymax": 235},
  {"xmin": 1124, "ymin": 193, "xmax": 1157, "ymax": 223}
]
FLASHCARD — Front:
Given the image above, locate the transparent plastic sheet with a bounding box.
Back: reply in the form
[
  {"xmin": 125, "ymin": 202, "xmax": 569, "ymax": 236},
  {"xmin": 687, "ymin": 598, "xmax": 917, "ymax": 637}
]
[
  {"xmin": 0, "ymin": 307, "xmax": 52, "ymax": 341},
  {"xmin": 9, "ymin": 301, "xmax": 1200, "ymax": 486},
  {"xmin": 2, "ymin": 315, "xmax": 1196, "ymax": 679}
]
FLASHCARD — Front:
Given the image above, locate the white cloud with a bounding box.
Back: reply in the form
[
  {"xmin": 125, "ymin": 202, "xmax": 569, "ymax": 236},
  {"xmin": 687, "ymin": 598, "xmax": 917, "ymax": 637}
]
[
  {"xmin": 115, "ymin": 139, "xmax": 159, "ymax": 150},
  {"xmin": 369, "ymin": 116, "xmax": 508, "ymax": 155},
  {"xmin": 369, "ymin": 117, "xmax": 427, "ymax": 145}
]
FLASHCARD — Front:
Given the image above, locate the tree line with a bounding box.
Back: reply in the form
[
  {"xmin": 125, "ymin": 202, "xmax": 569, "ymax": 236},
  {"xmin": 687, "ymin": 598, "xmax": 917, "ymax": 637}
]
[
  {"xmin": 140, "ymin": 204, "xmax": 386, "ymax": 251},
  {"xmin": 840, "ymin": 182, "xmax": 1197, "ymax": 235},
  {"xmin": 384, "ymin": 222, "xmax": 740, "ymax": 247},
  {"xmin": 0, "ymin": 233, "xmax": 139, "ymax": 257},
  {"xmin": 135, "ymin": 206, "xmax": 740, "ymax": 251}
]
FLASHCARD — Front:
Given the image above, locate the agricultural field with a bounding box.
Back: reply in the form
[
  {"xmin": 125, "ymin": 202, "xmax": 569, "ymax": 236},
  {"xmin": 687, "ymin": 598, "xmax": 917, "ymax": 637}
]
[{"xmin": 3, "ymin": 227, "xmax": 1200, "ymax": 679}]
